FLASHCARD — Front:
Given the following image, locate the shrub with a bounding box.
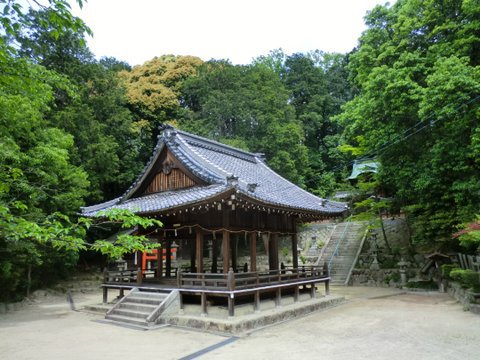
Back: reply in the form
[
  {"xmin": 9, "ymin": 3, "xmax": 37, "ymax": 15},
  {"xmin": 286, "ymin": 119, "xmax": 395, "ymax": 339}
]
[
  {"xmin": 450, "ymin": 269, "xmax": 480, "ymax": 292},
  {"xmin": 440, "ymin": 264, "xmax": 459, "ymax": 279}
]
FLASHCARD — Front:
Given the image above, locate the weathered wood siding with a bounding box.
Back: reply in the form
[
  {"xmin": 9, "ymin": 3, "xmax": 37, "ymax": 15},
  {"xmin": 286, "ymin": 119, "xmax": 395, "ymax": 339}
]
[{"xmin": 145, "ymin": 168, "xmax": 196, "ymax": 194}]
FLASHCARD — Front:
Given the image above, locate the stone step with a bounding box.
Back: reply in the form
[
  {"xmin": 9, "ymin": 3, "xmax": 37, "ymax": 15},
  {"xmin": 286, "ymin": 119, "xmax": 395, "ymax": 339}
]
[
  {"xmin": 127, "ymin": 295, "xmax": 167, "ymax": 305},
  {"xmin": 118, "ymin": 302, "xmax": 158, "ymax": 312},
  {"xmin": 110, "ymin": 308, "xmax": 151, "ymax": 319},
  {"xmin": 106, "ymin": 314, "xmax": 149, "ymax": 326},
  {"xmin": 132, "ymin": 291, "xmax": 168, "ymax": 299}
]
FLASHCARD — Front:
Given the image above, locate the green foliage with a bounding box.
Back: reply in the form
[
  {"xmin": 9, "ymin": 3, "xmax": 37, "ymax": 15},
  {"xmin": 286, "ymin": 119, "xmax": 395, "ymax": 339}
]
[
  {"xmin": 384, "ymin": 271, "xmax": 400, "ymax": 284},
  {"xmin": 455, "ymin": 216, "xmax": 480, "ymax": 252},
  {"xmin": 179, "ymin": 61, "xmax": 309, "ymax": 184},
  {"xmin": 14, "ymin": 8, "xmax": 144, "ymax": 203},
  {"xmin": 0, "ymin": 1, "xmax": 158, "ymax": 301},
  {"xmin": 441, "ymin": 263, "xmax": 460, "ymax": 280},
  {"xmin": 339, "ymin": 0, "xmax": 480, "ymax": 247},
  {"xmin": 450, "ymin": 269, "xmax": 480, "ymax": 292},
  {"xmin": 119, "ymin": 54, "xmax": 204, "ymax": 151}
]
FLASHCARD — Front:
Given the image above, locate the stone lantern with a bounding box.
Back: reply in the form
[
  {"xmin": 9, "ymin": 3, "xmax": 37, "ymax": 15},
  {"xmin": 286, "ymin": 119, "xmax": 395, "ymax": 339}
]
[
  {"xmin": 397, "ymin": 257, "xmax": 409, "ymax": 286},
  {"xmin": 370, "ymin": 232, "xmax": 380, "ymax": 270}
]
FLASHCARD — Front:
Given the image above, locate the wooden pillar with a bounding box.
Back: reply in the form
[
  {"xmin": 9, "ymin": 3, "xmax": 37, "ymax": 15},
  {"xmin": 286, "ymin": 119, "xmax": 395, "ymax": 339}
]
[
  {"xmin": 275, "ymin": 288, "xmax": 281, "ymax": 307},
  {"xmin": 166, "ymin": 238, "xmax": 172, "ymax": 277},
  {"xmin": 211, "ymin": 237, "xmax": 218, "ymax": 273},
  {"xmin": 156, "ymin": 232, "xmax": 164, "ymax": 280},
  {"xmin": 227, "ymin": 268, "xmax": 235, "ymax": 317},
  {"xmin": 190, "ymin": 238, "xmax": 196, "ymax": 273},
  {"xmin": 201, "ymin": 292, "xmax": 207, "ymax": 316},
  {"xmin": 136, "ymin": 267, "xmax": 142, "ymax": 285},
  {"xmin": 324, "ymin": 261, "xmax": 330, "ymax": 295},
  {"xmin": 254, "ymin": 291, "xmax": 261, "ymax": 312},
  {"xmin": 249, "ymin": 232, "xmax": 257, "ymax": 272},
  {"xmin": 269, "ymin": 234, "xmax": 279, "ymax": 271},
  {"xmin": 196, "ymin": 229, "xmax": 204, "ymax": 273},
  {"xmin": 231, "ymin": 234, "xmax": 238, "ymax": 272},
  {"xmin": 102, "ymin": 287, "xmax": 108, "ymax": 304},
  {"xmin": 222, "ymin": 231, "xmax": 230, "ymax": 273},
  {"xmin": 292, "ymin": 232, "xmax": 299, "ymax": 270}
]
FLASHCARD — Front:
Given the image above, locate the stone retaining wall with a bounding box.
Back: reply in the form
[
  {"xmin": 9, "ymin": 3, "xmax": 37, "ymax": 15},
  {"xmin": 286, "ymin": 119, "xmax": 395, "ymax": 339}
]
[
  {"xmin": 447, "ymin": 281, "xmax": 480, "ymax": 315},
  {"xmin": 348, "ymin": 268, "xmax": 403, "ymax": 287}
]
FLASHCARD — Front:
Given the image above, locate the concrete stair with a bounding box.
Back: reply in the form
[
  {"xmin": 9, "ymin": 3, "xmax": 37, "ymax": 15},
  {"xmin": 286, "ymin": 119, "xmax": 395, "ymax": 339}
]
[
  {"xmin": 105, "ymin": 290, "xmax": 170, "ymax": 327},
  {"xmin": 318, "ymin": 221, "xmax": 367, "ymax": 285}
]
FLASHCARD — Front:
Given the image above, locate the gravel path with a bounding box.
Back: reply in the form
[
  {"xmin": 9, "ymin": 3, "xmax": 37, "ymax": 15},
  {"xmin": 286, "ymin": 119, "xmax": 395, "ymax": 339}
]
[{"xmin": 1, "ymin": 287, "xmax": 478, "ymax": 360}]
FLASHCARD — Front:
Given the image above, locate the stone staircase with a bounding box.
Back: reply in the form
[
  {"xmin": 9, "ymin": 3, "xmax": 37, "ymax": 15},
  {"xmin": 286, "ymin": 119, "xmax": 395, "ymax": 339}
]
[
  {"xmin": 318, "ymin": 221, "xmax": 367, "ymax": 285},
  {"xmin": 105, "ymin": 288, "xmax": 176, "ymax": 328}
]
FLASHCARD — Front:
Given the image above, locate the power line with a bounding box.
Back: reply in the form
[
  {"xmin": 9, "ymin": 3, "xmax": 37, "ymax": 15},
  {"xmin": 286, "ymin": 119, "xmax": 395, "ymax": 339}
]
[
  {"xmin": 357, "ymin": 93, "xmax": 480, "ymax": 161},
  {"xmin": 332, "ymin": 93, "xmax": 480, "ymax": 174}
]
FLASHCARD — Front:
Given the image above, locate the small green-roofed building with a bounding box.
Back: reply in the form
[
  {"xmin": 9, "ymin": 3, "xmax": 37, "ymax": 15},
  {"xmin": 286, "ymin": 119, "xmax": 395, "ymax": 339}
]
[{"xmin": 348, "ymin": 160, "xmax": 379, "ymax": 180}]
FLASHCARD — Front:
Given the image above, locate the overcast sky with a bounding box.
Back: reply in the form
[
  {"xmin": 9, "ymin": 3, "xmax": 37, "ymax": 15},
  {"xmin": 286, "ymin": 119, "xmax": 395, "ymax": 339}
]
[{"xmin": 71, "ymin": 0, "xmax": 393, "ymax": 66}]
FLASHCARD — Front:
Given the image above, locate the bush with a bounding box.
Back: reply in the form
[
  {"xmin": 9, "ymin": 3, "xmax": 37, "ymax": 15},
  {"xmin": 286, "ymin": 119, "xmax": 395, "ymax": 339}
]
[
  {"xmin": 440, "ymin": 264, "xmax": 459, "ymax": 279},
  {"xmin": 450, "ymin": 269, "xmax": 480, "ymax": 292}
]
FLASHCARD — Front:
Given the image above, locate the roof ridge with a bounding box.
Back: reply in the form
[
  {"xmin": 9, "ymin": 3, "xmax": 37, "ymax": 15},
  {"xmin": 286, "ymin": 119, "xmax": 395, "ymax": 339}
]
[{"xmin": 175, "ymin": 129, "xmax": 259, "ymax": 163}]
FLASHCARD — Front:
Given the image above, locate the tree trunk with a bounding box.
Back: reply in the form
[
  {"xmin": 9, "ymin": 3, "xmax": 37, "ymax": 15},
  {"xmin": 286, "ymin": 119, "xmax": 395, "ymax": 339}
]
[
  {"xmin": 26, "ymin": 264, "xmax": 32, "ymax": 298},
  {"xmin": 378, "ymin": 210, "xmax": 392, "ymax": 254}
]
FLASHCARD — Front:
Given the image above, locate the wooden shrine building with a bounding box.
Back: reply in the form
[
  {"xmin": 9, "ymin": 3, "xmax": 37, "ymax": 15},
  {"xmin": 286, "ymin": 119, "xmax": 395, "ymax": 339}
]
[{"xmin": 82, "ymin": 126, "xmax": 347, "ymax": 316}]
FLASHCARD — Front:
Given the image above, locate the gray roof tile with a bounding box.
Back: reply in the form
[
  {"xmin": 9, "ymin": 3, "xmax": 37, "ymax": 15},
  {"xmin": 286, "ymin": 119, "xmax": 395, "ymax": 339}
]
[{"xmin": 81, "ymin": 127, "xmax": 347, "ymax": 217}]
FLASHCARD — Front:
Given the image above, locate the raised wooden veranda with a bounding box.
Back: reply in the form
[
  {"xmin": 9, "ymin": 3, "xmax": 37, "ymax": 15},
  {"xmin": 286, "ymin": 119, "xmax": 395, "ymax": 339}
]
[{"xmin": 102, "ymin": 263, "xmax": 330, "ymax": 316}]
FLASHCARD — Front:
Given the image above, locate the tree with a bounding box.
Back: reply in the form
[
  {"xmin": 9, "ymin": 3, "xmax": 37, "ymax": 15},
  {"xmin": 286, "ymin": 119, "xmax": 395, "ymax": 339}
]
[
  {"xmin": 118, "ymin": 54, "xmax": 204, "ymax": 152},
  {"xmin": 179, "ymin": 60, "xmax": 309, "ymax": 185},
  {"xmin": 15, "ymin": 8, "xmax": 144, "ymax": 203},
  {"xmin": 0, "ymin": 0, "xmax": 160, "ymax": 301},
  {"xmin": 338, "ymin": 0, "xmax": 480, "ymax": 247}
]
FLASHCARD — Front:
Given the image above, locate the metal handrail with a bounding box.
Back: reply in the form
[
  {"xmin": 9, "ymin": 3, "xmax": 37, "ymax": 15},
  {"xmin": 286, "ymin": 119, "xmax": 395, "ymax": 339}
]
[{"xmin": 328, "ymin": 216, "xmax": 352, "ymax": 271}]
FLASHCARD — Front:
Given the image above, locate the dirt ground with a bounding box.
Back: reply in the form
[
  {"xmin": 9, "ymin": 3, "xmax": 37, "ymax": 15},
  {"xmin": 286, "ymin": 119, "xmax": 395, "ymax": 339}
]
[{"xmin": 1, "ymin": 287, "xmax": 479, "ymax": 360}]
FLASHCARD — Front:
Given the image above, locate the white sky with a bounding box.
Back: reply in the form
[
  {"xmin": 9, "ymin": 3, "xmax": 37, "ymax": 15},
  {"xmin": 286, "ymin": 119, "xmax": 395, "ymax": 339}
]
[{"xmin": 71, "ymin": 0, "xmax": 393, "ymax": 66}]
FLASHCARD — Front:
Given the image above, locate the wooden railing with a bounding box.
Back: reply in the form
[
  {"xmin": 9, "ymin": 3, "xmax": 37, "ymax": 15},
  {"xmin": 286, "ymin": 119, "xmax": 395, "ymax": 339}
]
[
  {"xmin": 103, "ymin": 267, "xmax": 178, "ymax": 285},
  {"xmin": 457, "ymin": 253, "xmax": 480, "ymax": 272},
  {"xmin": 101, "ymin": 264, "xmax": 331, "ymax": 315},
  {"xmin": 178, "ymin": 265, "xmax": 327, "ymax": 290},
  {"xmin": 176, "ymin": 264, "xmax": 330, "ymax": 316}
]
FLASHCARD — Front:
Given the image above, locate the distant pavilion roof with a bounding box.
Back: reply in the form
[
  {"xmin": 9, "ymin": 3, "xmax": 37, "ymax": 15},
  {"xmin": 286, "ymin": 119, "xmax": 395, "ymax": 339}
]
[
  {"xmin": 348, "ymin": 160, "xmax": 379, "ymax": 180},
  {"xmin": 81, "ymin": 126, "xmax": 347, "ymax": 218}
]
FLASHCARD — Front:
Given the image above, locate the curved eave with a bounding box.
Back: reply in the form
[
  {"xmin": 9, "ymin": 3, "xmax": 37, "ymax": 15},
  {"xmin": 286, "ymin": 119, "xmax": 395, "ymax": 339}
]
[
  {"xmin": 236, "ymin": 191, "xmax": 347, "ymax": 219},
  {"xmin": 81, "ymin": 185, "xmax": 235, "ymax": 218}
]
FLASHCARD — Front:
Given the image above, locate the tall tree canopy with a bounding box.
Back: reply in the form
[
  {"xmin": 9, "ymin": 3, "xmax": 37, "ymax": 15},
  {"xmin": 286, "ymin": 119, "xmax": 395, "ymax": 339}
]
[
  {"xmin": 254, "ymin": 50, "xmax": 354, "ymax": 195},
  {"xmin": 118, "ymin": 55, "xmax": 204, "ymax": 153},
  {"xmin": 179, "ymin": 60, "xmax": 309, "ymax": 185},
  {"xmin": 338, "ymin": 0, "xmax": 480, "ymax": 247},
  {"xmin": 15, "ymin": 8, "xmax": 143, "ymax": 203},
  {"xmin": 0, "ymin": 1, "xmax": 160, "ymax": 301}
]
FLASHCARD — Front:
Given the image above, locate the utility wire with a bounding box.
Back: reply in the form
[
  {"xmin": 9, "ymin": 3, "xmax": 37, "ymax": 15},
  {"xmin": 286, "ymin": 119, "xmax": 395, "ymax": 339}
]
[{"xmin": 333, "ymin": 93, "xmax": 480, "ymax": 173}]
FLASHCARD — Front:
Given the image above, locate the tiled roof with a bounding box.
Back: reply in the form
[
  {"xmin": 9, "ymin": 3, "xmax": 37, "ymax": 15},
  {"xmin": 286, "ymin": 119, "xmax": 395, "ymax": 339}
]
[
  {"xmin": 81, "ymin": 126, "xmax": 347, "ymax": 217},
  {"xmin": 82, "ymin": 184, "xmax": 230, "ymax": 217}
]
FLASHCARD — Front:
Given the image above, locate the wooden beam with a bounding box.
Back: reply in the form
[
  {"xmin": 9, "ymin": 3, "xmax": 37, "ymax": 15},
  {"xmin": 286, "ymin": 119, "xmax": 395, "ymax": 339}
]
[
  {"xmin": 249, "ymin": 232, "xmax": 257, "ymax": 272},
  {"xmin": 196, "ymin": 229, "xmax": 204, "ymax": 274}
]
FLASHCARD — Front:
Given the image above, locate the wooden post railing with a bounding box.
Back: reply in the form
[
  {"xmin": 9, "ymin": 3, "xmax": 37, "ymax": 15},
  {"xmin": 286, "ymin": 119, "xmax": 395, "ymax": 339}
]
[
  {"xmin": 227, "ymin": 267, "xmax": 235, "ymax": 316},
  {"xmin": 136, "ymin": 267, "xmax": 142, "ymax": 285}
]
